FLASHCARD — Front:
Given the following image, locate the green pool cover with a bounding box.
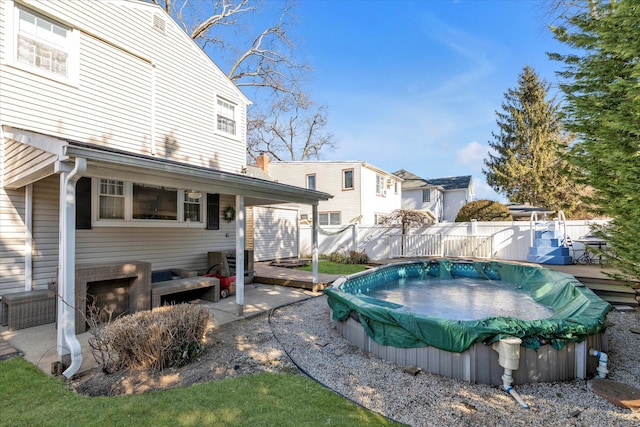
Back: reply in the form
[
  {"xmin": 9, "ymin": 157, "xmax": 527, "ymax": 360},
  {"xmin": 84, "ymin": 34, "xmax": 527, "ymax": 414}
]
[{"xmin": 325, "ymin": 260, "xmax": 612, "ymax": 353}]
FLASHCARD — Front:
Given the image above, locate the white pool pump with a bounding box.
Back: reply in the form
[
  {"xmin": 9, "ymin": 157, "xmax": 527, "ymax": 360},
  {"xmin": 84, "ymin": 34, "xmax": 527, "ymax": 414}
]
[{"xmin": 492, "ymin": 337, "xmax": 530, "ymax": 410}]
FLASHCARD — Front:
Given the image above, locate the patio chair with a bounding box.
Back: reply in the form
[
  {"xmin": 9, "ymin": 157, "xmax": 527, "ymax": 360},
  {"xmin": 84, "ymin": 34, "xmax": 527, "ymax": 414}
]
[{"xmin": 564, "ymin": 236, "xmax": 590, "ymax": 264}]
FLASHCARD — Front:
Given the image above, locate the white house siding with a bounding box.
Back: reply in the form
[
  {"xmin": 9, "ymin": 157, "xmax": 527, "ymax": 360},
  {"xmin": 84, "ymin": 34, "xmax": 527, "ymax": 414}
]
[
  {"xmin": 31, "ymin": 176, "xmax": 59, "ymax": 289},
  {"xmin": 269, "ymin": 162, "xmax": 362, "ymax": 225},
  {"xmin": 75, "ymin": 190, "xmax": 237, "ymax": 274},
  {"xmin": 359, "ymin": 166, "xmax": 401, "ymax": 225},
  {"xmin": 442, "ymin": 189, "xmax": 469, "ymax": 222},
  {"xmin": 401, "ymin": 188, "xmax": 443, "ymax": 221},
  {"xmin": 1, "ymin": 0, "xmax": 247, "ymax": 173},
  {"xmin": 0, "ymin": 187, "xmax": 26, "ymax": 293},
  {"xmin": 268, "ymin": 161, "xmax": 401, "ymax": 226},
  {"xmin": 252, "ymin": 206, "xmax": 298, "ymax": 261},
  {"xmin": 25, "ymin": 175, "xmax": 238, "ymax": 288}
]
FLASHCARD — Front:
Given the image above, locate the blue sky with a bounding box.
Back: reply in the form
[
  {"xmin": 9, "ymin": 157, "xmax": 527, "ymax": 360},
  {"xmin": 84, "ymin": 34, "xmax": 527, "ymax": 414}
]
[{"xmin": 282, "ymin": 0, "xmax": 566, "ymax": 201}]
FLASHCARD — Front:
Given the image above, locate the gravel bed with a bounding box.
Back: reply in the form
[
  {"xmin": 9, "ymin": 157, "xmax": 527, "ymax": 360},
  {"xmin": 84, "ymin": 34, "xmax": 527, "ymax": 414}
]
[{"xmin": 270, "ymin": 295, "xmax": 640, "ymax": 426}]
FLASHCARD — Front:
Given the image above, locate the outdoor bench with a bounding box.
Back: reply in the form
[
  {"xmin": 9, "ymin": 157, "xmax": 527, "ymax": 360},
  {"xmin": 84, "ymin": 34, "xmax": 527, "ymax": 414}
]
[
  {"xmin": 151, "ymin": 271, "xmax": 220, "ymax": 308},
  {"xmin": 1, "ymin": 289, "xmax": 56, "ymax": 331}
]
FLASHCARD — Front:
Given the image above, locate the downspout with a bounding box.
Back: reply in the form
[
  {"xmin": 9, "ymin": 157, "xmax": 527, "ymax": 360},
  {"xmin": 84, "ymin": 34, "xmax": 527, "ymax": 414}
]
[{"xmin": 57, "ymin": 157, "xmax": 86, "ymax": 378}]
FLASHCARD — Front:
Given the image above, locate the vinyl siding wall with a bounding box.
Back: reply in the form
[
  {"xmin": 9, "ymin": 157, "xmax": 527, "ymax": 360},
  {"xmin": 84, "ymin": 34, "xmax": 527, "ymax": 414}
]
[
  {"xmin": 0, "ymin": 0, "xmax": 247, "ymax": 172},
  {"xmin": 23, "ymin": 175, "xmax": 238, "ymax": 293},
  {"xmin": 268, "ymin": 162, "xmax": 362, "ymax": 225},
  {"xmin": 442, "ymin": 189, "xmax": 469, "ymax": 222},
  {"xmin": 252, "ymin": 206, "xmax": 298, "ymax": 261},
  {"xmin": 0, "ymin": 187, "xmax": 26, "ymax": 292},
  {"xmin": 359, "ymin": 166, "xmax": 401, "ymax": 225}
]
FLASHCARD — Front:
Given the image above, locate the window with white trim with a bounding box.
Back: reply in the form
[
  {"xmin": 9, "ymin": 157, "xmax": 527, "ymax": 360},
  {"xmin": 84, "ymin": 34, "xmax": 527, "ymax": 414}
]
[
  {"xmin": 374, "ymin": 213, "xmax": 386, "ymax": 225},
  {"xmin": 306, "ymin": 174, "xmax": 316, "ymax": 190},
  {"xmin": 12, "ymin": 5, "xmax": 77, "ymax": 82},
  {"xmin": 96, "ymin": 179, "xmax": 203, "ymax": 226},
  {"xmin": 99, "ymin": 179, "xmax": 125, "ymax": 220},
  {"xmin": 376, "ymin": 175, "xmax": 385, "ymax": 196},
  {"xmin": 422, "ymin": 189, "xmax": 431, "ymax": 203},
  {"xmin": 343, "ymin": 169, "xmax": 354, "ymax": 190},
  {"xmin": 319, "ymin": 212, "xmax": 340, "ymax": 226},
  {"xmin": 216, "ymin": 97, "xmax": 236, "ymax": 135},
  {"xmin": 184, "ymin": 193, "xmax": 202, "ymax": 222}
]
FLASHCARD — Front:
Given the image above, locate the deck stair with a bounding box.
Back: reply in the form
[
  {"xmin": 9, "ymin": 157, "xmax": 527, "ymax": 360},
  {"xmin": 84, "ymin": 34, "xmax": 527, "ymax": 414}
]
[
  {"xmin": 527, "ymin": 213, "xmax": 573, "ymax": 265},
  {"xmin": 577, "ymin": 277, "xmax": 640, "ymax": 307}
]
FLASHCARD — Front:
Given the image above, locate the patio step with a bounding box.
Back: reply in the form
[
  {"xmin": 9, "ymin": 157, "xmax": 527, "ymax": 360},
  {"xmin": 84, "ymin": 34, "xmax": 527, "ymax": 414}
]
[{"xmin": 578, "ymin": 280, "xmax": 639, "ymax": 306}]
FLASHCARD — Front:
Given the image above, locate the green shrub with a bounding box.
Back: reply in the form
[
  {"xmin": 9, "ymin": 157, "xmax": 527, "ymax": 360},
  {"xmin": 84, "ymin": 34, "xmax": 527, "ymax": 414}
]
[
  {"xmin": 347, "ymin": 250, "xmax": 370, "ymax": 265},
  {"xmin": 88, "ymin": 303, "xmax": 211, "ymax": 373},
  {"xmin": 455, "ymin": 200, "xmax": 512, "ymax": 222}
]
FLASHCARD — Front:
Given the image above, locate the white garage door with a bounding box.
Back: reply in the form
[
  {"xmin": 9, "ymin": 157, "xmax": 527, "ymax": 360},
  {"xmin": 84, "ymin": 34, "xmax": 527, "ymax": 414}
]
[{"xmin": 253, "ymin": 207, "xmax": 299, "ymax": 261}]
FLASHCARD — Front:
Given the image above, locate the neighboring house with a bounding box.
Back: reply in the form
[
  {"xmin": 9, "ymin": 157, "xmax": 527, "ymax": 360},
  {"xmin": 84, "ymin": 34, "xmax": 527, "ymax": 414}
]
[
  {"xmin": 0, "ymin": 0, "xmax": 330, "ymax": 376},
  {"xmin": 393, "ymin": 170, "xmax": 474, "ymax": 222},
  {"xmin": 261, "ymin": 155, "xmax": 402, "ymax": 226}
]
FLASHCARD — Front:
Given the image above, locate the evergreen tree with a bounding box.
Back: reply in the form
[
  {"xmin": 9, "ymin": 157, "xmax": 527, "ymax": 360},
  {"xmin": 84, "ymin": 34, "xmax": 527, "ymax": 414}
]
[
  {"xmin": 550, "ymin": 0, "xmax": 640, "ymax": 280},
  {"xmin": 483, "ymin": 66, "xmax": 582, "ymax": 216}
]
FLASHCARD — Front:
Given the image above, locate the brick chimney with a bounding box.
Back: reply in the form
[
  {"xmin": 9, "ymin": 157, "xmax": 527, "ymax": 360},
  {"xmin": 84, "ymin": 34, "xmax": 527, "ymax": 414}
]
[{"xmin": 256, "ymin": 152, "xmax": 269, "ymax": 175}]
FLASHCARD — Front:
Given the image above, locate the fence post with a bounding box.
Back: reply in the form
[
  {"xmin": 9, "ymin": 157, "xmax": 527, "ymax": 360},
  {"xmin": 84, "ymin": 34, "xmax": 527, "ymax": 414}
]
[{"xmin": 352, "ymin": 224, "xmax": 358, "ymax": 252}]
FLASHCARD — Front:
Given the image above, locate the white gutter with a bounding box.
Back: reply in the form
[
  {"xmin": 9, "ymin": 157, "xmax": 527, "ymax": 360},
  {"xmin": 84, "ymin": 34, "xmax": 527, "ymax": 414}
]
[
  {"xmin": 56, "ymin": 157, "xmax": 86, "ymax": 378},
  {"xmin": 63, "ymin": 144, "xmax": 333, "ymax": 205}
]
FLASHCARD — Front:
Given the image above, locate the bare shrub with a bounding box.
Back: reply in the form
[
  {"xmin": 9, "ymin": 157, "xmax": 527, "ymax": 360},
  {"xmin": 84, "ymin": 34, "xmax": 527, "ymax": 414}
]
[{"xmin": 88, "ymin": 303, "xmax": 211, "ymax": 374}]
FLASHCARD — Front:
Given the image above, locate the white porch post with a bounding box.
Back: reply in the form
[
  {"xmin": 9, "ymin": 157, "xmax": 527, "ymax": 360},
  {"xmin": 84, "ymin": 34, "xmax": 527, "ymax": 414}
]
[
  {"xmin": 312, "ymin": 203, "xmax": 319, "ymax": 288},
  {"xmin": 235, "ymin": 195, "xmax": 245, "ymax": 317},
  {"xmin": 56, "ymin": 158, "xmax": 85, "ymax": 378},
  {"xmin": 24, "ymin": 184, "xmax": 33, "ymax": 291}
]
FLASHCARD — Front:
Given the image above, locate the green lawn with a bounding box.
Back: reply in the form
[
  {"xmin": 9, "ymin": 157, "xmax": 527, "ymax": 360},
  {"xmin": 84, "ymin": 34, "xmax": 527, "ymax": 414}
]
[
  {"xmin": 0, "ymin": 357, "xmax": 400, "ymax": 426},
  {"xmin": 297, "ymin": 261, "xmax": 368, "ymax": 275}
]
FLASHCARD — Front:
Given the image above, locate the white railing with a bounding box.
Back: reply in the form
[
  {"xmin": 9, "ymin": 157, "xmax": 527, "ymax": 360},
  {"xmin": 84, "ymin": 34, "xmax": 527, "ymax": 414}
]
[{"xmin": 389, "ymin": 234, "xmax": 493, "ymax": 258}]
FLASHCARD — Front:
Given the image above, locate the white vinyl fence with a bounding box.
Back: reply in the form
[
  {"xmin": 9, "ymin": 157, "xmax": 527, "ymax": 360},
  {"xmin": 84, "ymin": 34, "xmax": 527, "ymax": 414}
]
[{"xmin": 299, "ymin": 220, "xmax": 609, "ymax": 262}]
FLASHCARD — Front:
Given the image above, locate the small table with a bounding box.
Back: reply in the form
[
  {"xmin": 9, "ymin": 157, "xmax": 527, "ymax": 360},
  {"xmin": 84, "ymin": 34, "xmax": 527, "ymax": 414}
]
[{"xmin": 573, "ymin": 238, "xmax": 607, "ymax": 266}]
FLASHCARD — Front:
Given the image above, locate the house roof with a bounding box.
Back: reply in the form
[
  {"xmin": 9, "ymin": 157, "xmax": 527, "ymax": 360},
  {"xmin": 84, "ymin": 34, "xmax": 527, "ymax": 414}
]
[
  {"xmin": 393, "ymin": 169, "xmax": 472, "ymax": 191},
  {"xmin": 506, "ymin": 203, "xmax": 555, "ymax": 219},
  {"xmin": 428, "ymin": 175, "xmax": 472, "ymax": 191},
  {"xmin": 5, "ymin": 128, "xmax": 332, "ymax": 206}
]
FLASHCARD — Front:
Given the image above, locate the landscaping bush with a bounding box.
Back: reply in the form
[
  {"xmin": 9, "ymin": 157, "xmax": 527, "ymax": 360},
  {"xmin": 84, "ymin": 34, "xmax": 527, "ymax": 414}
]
[
  {"xmin": 321, "ymin": 252, "xmax": 348, "ymax": 264},
  {"xmin": 88, "ymin": 303, "xmax": 211, "ymax": 373},
  {"xmin": 455, "ymin": 200, "xmax": 513, "ymax": 222},
  {"xmin": 347, "ymin": 250, "xmax": 369, "ymax": 265}
]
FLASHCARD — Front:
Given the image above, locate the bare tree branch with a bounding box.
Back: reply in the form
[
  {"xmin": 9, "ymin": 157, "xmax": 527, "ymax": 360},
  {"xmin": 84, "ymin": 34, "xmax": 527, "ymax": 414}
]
[{"xmin": 151, "ymin": 0, "xmax": 336, "ymax": 161}]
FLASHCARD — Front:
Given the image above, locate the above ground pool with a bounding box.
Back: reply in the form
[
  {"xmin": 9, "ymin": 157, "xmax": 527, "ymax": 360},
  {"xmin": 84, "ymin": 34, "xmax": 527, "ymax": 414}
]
[{"xmin": 325, "ymin": 259, "xmax": 612, "ymax": 385}]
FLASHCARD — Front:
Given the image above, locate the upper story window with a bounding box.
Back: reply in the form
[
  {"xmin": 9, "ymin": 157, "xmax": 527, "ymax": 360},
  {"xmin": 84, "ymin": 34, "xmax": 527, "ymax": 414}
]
[
  {"xmin": 96, "ymin": 179, "xmax": 203, "ymax": 226},
  {"xmin": 394, "ymin": 182, "xmax": 399, "ymax": 194},
  {"xmin": 10, "ymin": 5, "xmax": 78, "ymax": 84},
  {"xmin": 306, "ymin": 174, "xmax": 316, "ymax": 190},
  {"xmin": 343, "ymin": 169, "xmax": 354, "ymax": 190},
  {"xmin": 376, "ymin": 175, "xmax": 385, "ymax": 196},
  {"xmin": 422, "ymin": 189, "xmax": 431, "ymax": 203},
  {"xmin": 216, "ymin": 97, "xmax": 236, "ymax": 135},
  {"xmin": 319, "ymin": 212, "xmax": 340, "ymax": 226}
]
